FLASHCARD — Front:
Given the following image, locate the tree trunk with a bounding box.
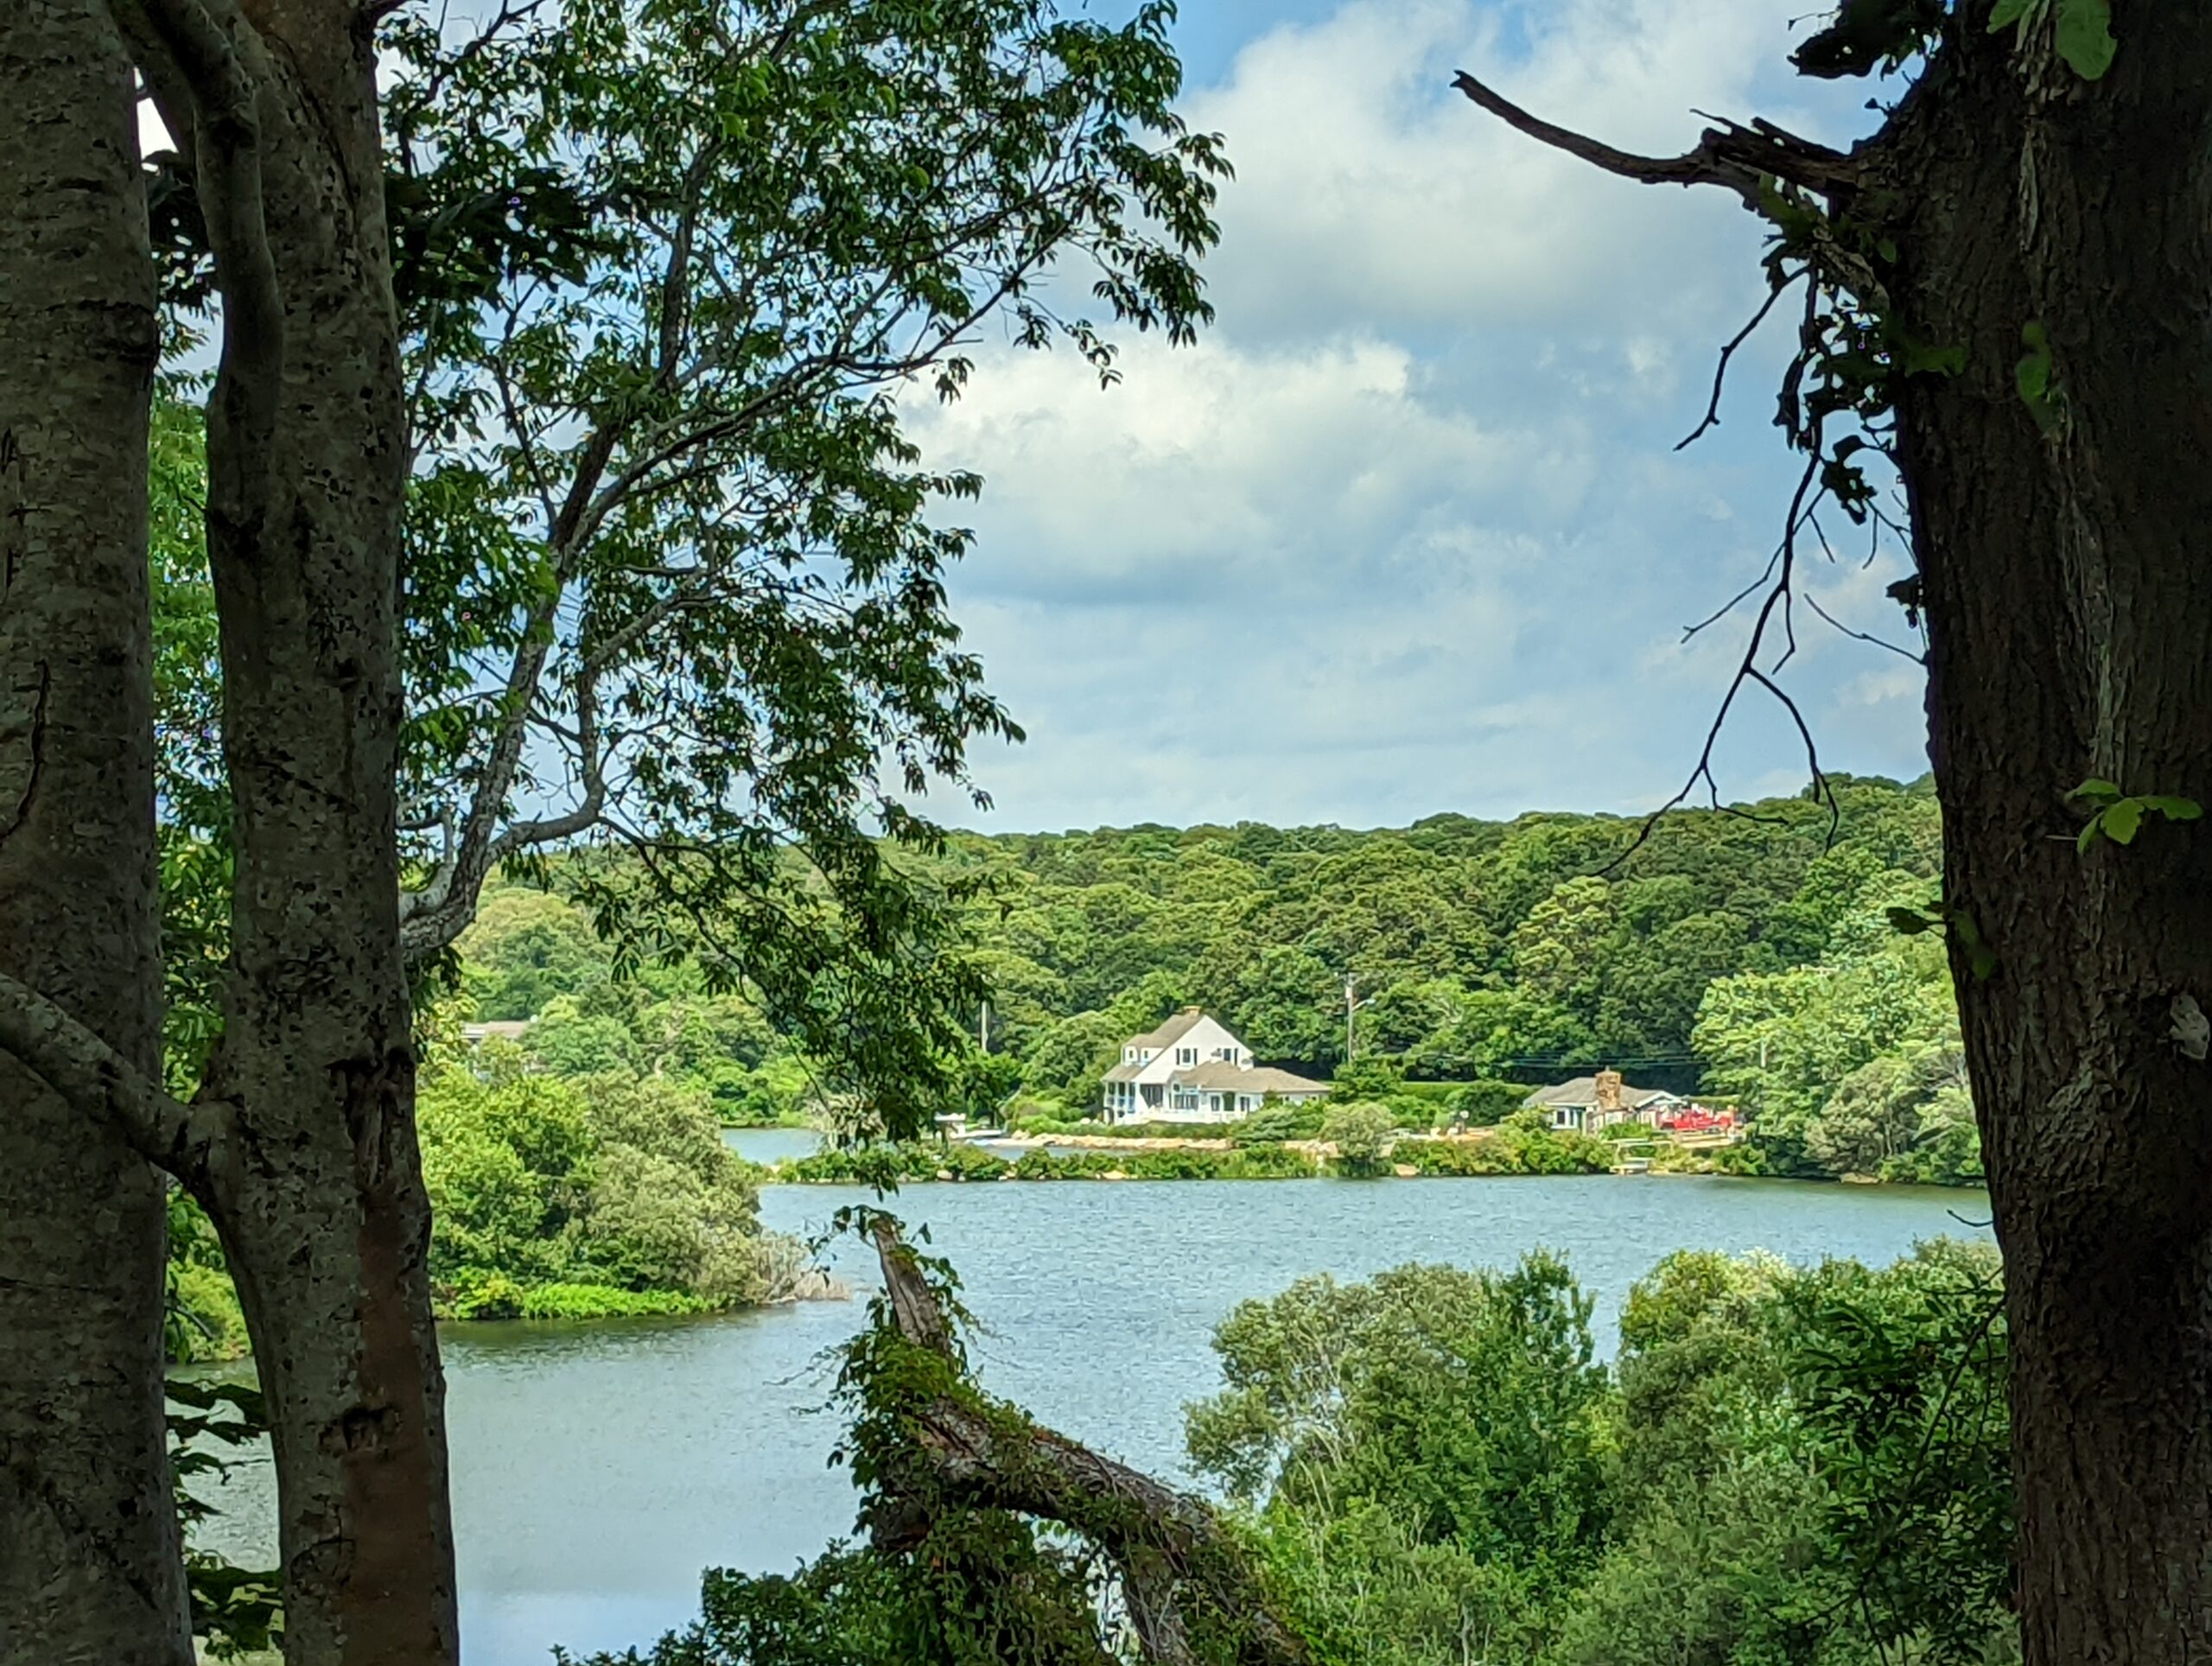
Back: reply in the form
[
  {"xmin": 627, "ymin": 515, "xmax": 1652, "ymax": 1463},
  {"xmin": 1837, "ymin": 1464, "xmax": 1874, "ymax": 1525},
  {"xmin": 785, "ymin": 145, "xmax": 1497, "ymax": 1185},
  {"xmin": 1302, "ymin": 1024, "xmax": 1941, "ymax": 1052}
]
[
  {"xmin": 1890, "ymin": 13, "xmax": 2212, "ymax": 1660},
  {"xmin": 162, "ymin": 5, "xmax": 461, "ymax": 1662},
  {"xmin": 0, "ymin": 5, "xmax": 188, "ymax": 1663}
]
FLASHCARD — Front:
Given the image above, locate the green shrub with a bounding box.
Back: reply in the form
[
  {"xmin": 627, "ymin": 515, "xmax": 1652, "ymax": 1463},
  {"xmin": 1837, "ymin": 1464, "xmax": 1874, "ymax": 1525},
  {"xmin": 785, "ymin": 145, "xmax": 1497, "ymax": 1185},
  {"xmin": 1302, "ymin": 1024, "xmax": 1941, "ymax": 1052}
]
[
  {"xmin": 1324, "ymin": 1102, "xmax": 1398, "ymax": 1176},
  {"xmin": 518, "ymin": 1282, "xmax": 714, "ymax": 1320},
  {"xmin": 1446, "ymin": 1079, "xmax": 1533, "ymax": 1127},
  {"xmin": 1230, "ymin": 1102, "xmax": 1325, "ymax": 1144}
]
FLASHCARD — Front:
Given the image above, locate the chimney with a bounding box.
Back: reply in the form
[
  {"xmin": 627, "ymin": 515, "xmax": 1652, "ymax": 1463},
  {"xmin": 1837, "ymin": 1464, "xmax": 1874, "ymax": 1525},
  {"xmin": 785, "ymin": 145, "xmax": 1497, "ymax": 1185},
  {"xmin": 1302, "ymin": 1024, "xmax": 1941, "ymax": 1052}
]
[{"xmin": 1594, "ymin": 1069, "xmax": 1624, "ymax": 1115}]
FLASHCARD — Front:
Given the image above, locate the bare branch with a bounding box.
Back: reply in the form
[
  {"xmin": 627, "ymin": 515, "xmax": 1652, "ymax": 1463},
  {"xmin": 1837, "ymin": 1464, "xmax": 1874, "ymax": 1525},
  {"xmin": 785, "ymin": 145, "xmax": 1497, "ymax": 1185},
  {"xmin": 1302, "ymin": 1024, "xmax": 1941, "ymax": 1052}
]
[
  {"xmin": 1451, "ymin": 70, "xmax": 1861, "ymax": 209},
  {"xmin": 1804, "ymin": 590, "xmax": 1926, "ymax": 664},
  {"xmin": 1601, "ymin": 446, "xmax": 1838, "ymax": 874},
  {"xmin": 0, "ymin": 973, "xmax": 231, "ymax": 1192},
  {"xmin": 1679, "ymin": 268, "xmax": 1805, "ymax": 450}
]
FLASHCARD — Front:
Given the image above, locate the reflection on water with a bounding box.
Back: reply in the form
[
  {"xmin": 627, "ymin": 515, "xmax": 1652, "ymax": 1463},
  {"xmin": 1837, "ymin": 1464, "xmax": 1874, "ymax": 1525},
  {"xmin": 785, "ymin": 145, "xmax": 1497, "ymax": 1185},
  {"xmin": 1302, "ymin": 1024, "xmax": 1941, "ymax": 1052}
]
[{"xmin": 194, "ymin": 1174, "xmax": 1988, "ymax": 1665}]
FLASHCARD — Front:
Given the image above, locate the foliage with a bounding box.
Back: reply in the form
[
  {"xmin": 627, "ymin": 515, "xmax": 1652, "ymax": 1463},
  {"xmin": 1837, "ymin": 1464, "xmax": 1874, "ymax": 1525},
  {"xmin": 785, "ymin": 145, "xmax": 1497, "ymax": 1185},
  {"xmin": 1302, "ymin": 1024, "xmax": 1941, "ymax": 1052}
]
[
  {"xmin": 1188, "ymin": 1256, "xmax": 1615, "ymax": 1567},
  {"xmin": 930, "ymin": 779, "xmax": 1942, "ymax": 1110},
  {"xmin": 1319, "ymin": 1103, "xmax": 1395, "ymax": 1176},
  {"xmin": 167, "ymin": 1377, "xmax": 283, "ymax": 1659},
  {"xmin": 370, "ymin": 0, "xmax": 1230, "ymax": 1149},
  {"xmin": 416, "ymin": 1053, "xmax": 794, "ymax": 1315},
  {"xmin": 1391, "ymin": 1128, "xmax": 1614, "ymax": 1178},
  {"xmin": 1695, "ymin": 881, "xmax": 1975, "ymax": 1180},
  {"xmin": 775, "ymin": 1138, "xmax": 1325, "ymax": 1186},
  {"xmin": 1445, "ymin": 1078, "xmax": 1531, "ymax": 1127},
  {"xmin": 1229, "ymin": 1102, "xmax": 1328, "ymax": 1145},
  {"xmin": 438, "ymin": 782, "xmax": 1971, "ymax": 1184},
  {"xmin": 1189, "ymin": 1241, "xmax": 2016, "ymax": 1666},
  {"xmin": 2068, "ymin": 777, "xmax": 2203, "ymax": 853}
]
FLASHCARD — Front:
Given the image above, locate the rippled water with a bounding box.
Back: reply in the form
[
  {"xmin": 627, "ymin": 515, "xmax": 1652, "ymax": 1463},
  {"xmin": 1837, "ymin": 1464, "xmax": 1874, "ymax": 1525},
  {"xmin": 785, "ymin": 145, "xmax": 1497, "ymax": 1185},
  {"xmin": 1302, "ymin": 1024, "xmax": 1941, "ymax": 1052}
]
[{"xmin": 196, "ymin": 1173, "xmax": 1989, "ymax": 1664}]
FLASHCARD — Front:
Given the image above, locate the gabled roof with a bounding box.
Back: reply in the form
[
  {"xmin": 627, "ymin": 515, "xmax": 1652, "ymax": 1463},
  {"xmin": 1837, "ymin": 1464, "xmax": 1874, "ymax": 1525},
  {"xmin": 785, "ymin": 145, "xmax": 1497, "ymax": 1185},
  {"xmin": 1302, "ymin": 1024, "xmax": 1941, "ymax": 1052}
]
[
  {"xmin": 1170, "ymin": 1062, "xmax": 1328, "ymax": 1095},
  {"xmin": 1103, "ymin": 1061, "xmax": 1145, "ymax": 1084},
  {"xmin": 1127, "ymin": 1007, "xmax": 1211, "ymax": 1052},
  {"xmin": 1522, "ymin": 1075, "xmax": 1677, "ymax": 1110}
]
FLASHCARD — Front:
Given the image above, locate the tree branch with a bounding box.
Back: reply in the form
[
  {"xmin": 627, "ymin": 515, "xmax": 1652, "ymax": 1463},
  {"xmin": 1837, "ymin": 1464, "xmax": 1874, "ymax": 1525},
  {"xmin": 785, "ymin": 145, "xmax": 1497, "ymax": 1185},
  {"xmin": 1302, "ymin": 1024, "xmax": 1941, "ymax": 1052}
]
[
  {"xmin": 1450, "ymin": 69, "xmax": 1862, "ymax": 209},
  {"xmin": 0, "ymin": 973, "xmax": 231, "ymax": 1192},
  {"xmin": 111, "ymin": 0, "xmax": 283, "ymax": 533},
  {"xmin": 866, "ymin": 1218, "xmax": 1311, "ymax": 1666}
]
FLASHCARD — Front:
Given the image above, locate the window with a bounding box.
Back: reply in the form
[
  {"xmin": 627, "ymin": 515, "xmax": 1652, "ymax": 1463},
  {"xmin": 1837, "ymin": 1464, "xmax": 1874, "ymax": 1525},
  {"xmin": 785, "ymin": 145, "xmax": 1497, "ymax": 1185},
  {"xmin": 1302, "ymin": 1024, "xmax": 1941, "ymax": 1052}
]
[
  {"xmin": 1176, "ymin": 1046, "xmax": 1198, "ymax": 1065},
  {"xmin": 1124, "ymin": 1047, "xmax": 1137, "ymax": 1064},
  {"xmin": 1216, "ymin": 1046, "xmax": 1239, "ymax": 1064}
]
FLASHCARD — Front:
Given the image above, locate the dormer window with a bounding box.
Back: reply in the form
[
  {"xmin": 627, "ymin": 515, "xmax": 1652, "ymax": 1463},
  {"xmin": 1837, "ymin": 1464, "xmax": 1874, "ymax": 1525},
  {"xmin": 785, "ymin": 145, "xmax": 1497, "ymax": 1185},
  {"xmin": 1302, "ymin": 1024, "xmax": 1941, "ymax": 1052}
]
[
  {"xmin": 1176, "ymin": 1046, "xmax": 1198, "ymax": 1065},
  {"xmin": 1124, "ymin": 1048, "xmax": 1136, "ymax": 1064}
]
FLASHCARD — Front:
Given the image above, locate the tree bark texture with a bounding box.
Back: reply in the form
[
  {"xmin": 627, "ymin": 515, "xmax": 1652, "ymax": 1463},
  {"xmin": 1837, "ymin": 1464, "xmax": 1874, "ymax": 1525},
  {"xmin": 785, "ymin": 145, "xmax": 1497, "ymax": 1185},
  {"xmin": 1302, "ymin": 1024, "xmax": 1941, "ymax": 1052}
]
[
  {"xmin": 0, "ymin": 6, "xmax": 188, "ymax": 1663},
  {"xmin": 1888, "ymin": 10, "xmax": 2212, "ymax": 1661},
  {"xmin": 155, "ymin": 4, "xmax": 461, "ymax": 1661}
]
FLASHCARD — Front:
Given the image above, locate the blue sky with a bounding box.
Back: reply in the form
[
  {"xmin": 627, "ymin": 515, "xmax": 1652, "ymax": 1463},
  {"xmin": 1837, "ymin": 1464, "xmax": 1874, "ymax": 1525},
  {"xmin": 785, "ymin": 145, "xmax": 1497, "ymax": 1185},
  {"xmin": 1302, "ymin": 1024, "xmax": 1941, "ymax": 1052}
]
[{"xmin": 910, "ymin": 0, "xmax": 1933, "ymax": 834}]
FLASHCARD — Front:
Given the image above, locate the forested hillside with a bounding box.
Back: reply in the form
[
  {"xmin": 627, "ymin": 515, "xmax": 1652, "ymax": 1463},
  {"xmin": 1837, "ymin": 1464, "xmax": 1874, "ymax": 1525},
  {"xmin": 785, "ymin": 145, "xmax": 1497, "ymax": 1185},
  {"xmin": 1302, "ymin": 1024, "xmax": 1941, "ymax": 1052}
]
[
  {"xmin": 950, "ymin": 775, "xmax": 1940, "ymax": 1084},
  {"xmin": 461, "ymin": 774, "xmax": 1976, "ymax": 1182}
]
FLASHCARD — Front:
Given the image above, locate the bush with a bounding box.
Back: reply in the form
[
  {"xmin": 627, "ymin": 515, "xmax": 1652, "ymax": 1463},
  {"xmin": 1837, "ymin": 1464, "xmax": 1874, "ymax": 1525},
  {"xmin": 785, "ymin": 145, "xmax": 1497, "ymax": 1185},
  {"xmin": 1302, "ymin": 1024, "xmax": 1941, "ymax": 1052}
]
[
  {"xmin": 1231, "ymin": 1101, "xmax": 1326, "ymax": 1145},
  {"xmin": 1330, "ymin": 1057, "xmax": 1404, "ymax": 1103},
  {"xmin": 1447, "ymin": 1079, "xmax": 1535, "ymax": 1126},
  {"xmin": 517, "ymin": 1282, "xmax": 714, "ymax": 1320},
  {"xmin": 1324, "ymin": 1103, "xmax": 1398, "ymax": 1176}
]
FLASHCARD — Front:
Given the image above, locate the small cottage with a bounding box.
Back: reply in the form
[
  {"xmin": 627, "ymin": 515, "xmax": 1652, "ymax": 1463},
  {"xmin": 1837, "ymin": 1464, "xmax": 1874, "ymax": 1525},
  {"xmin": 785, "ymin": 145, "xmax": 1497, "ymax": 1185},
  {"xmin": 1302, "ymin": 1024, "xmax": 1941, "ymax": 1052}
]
[{"xmin": 1522, "ymin": 1069, "xmax": 1684, "ymax": 1132}]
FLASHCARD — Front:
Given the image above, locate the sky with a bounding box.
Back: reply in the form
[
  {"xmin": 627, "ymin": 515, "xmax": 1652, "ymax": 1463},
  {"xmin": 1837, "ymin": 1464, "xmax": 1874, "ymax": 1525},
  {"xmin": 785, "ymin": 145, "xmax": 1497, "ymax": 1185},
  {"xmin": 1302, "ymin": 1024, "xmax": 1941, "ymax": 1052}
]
[{"xmin": 904, "ymin": 0, "xmax": 1933, "ymax": 834}]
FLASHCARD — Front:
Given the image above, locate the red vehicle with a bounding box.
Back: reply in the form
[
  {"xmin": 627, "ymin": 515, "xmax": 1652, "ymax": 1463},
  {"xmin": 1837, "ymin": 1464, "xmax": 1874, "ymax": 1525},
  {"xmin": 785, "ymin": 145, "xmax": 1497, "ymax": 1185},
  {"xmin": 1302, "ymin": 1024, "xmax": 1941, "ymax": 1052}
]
[{"xmin": 1659, "ymin": 1105, "xmax": 1730, "ymax": 1134}]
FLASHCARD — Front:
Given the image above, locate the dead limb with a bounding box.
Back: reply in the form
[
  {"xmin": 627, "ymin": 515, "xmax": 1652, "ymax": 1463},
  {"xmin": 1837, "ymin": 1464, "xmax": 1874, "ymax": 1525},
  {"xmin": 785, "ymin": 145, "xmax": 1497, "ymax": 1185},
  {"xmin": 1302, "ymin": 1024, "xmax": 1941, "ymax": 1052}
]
[
  {"xmin": 1450, "ymin": 69, "xmax": 1863, "ymax": 209},
  {"xmin": 865, "ymin": 1218, "xmax": 1310, "ymax": 1666}
]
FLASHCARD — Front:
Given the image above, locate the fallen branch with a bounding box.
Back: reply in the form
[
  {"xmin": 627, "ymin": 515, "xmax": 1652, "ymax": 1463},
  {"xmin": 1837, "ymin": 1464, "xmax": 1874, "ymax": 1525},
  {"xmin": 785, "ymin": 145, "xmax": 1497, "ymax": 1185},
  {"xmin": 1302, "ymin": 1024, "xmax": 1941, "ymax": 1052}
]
[{"xmin": 865, "ymin": 1218, "xmax": 1310, "ymax": 1666}]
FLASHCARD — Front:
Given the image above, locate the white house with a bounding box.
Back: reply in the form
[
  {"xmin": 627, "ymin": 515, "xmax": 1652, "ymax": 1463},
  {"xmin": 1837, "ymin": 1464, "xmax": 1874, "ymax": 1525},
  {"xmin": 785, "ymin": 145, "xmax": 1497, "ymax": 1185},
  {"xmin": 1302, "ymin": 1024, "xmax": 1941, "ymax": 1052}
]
[
  {"xmin": 1100, "ymin": 1008, "xmax": 1329, "ymax": 1124},
  {"xmin": 1522, "ymin": 1069, "xmax": 1684, "ymax": 1132}
]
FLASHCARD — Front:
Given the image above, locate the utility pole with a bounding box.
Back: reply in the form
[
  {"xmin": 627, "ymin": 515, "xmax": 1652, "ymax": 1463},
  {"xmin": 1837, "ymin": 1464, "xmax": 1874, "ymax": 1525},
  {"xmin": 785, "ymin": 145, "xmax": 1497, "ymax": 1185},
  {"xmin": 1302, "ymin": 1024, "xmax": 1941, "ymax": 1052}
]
[
  {"xmin": 1344, "ymin": 975, "xmax": 1368, "ymax": 1064},
  {"xmin": 980, "ymin": 999, "xmax": 991, "ymax": 1054}
]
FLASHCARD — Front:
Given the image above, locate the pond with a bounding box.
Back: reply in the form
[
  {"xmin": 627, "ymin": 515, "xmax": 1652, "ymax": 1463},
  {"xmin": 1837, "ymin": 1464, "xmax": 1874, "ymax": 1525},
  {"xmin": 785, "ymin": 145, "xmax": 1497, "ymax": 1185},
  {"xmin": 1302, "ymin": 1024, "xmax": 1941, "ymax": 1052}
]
[{"xmin": 194, "ymin": 1174, "xmax": 1990, "ymax": 1664}]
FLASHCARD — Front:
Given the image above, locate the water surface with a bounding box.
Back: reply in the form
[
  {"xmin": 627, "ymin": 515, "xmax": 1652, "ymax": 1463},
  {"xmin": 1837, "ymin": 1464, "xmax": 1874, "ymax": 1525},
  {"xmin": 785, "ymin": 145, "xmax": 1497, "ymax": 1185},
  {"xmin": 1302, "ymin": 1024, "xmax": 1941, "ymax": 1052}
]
[{"xmin": 200, "ymin": 1175, "xmax": 1989, "ymax": 1663}]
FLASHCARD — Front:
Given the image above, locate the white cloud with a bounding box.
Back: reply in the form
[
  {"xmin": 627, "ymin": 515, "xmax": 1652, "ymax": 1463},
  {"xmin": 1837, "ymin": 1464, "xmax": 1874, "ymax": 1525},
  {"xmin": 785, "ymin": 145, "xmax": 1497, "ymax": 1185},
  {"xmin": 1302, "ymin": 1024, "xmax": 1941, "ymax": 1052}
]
[{"xmin": 895, "ymin": 0, "xmax": 1929, "ymax": 830}]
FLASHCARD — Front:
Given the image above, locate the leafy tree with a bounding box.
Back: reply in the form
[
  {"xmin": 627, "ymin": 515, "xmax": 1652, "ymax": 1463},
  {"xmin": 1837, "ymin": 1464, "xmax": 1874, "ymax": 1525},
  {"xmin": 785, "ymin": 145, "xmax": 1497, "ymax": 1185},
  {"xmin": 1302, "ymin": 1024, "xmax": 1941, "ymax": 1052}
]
[
  {"xmin": 382, "ymin": 0, "xmax": 1227, "ymax": 1150},
  {"xmin": 1187, "ymin": 1257, "xmax": 1615, "ymax": 1570},
  {"xmin": 456, "ymin": 889, "xmax": 611, "ymax": 1020},
  {"xmin": 1696, "ymin": 893, "xmax": 1966, "ymax": 1177}
]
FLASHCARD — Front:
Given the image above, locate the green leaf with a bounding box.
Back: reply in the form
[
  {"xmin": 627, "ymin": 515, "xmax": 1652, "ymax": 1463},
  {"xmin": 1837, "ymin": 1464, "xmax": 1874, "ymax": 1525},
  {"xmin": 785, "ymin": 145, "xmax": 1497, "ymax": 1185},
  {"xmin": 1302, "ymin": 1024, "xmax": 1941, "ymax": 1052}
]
[
  {"xmin": 2143, "ymin": 796, "xmax": 2204, "ymax": 823},
  {"xmin": 1986, "ymin": 0, "xmax": 2034, "ymax": 28},
  {"xmin": 2077, "ymin": 818, "xmax": 2103, "ymax": 854},
  {"xmin": 2053, "ymin": 0, "xmax": 2118, "ymax": 79},
  {"xmin": 2070, "ymin": 777, "xmax": 2122, "ymax": 804},
  {"xmin": 2101, "ymin": 798, "xmax": 2145, "ymax": 844},
  {"xmin": 1885, "ymin": 906, "xmax": 1936, "ymax": 935}
]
